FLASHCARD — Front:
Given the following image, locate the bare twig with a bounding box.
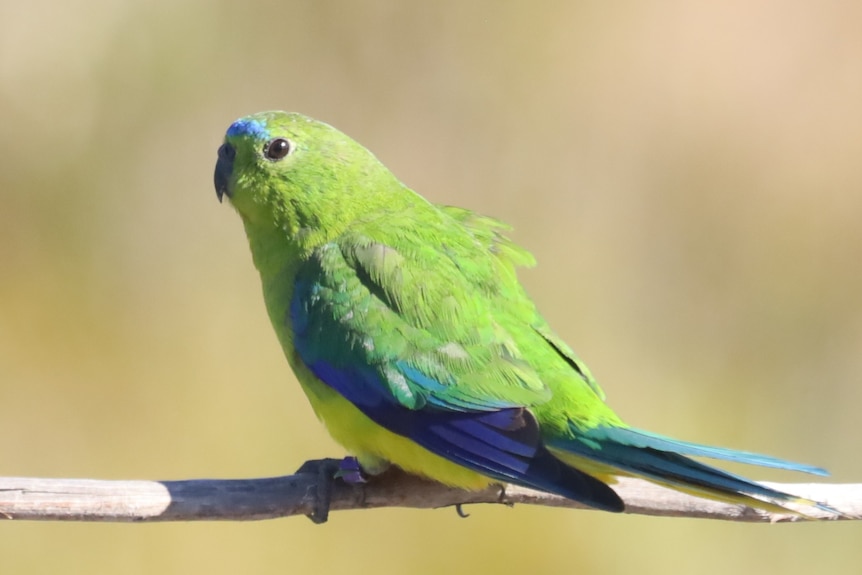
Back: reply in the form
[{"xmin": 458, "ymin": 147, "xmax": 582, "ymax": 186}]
[{"xmin": 0, "ymin": 469, "xmax": 858, "ymax": 523}]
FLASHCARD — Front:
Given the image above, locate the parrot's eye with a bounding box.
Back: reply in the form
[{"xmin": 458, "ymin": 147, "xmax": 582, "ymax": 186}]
[{"xmin": 263, "ymin": 138, "xmax": 293, "ymax": 161}]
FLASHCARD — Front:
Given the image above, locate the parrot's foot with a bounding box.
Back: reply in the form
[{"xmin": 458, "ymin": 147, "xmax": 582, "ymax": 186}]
[
  {"xmin": 334, "ymin": 456, "xmax": 369, "ymax": 485},
  {"xmin": 295, "ymin": 457, "xmax": 368, "ymax": 524}
]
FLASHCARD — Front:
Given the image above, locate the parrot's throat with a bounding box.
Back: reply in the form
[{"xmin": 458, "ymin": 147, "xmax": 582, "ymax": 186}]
[{"xmin": 241, "ymin": 217, "xmax": 303, "ymax": 284}]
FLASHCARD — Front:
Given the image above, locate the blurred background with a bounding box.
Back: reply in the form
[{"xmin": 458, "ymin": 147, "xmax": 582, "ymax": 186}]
[{"xmin": 1, "ymin": 1, "xmax": 861, "ymax": 573}]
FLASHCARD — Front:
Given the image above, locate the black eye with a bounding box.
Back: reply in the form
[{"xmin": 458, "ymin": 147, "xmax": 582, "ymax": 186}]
[{"xmin": 263, "ymin": 138, "xmax": 293, "ymax": 160}]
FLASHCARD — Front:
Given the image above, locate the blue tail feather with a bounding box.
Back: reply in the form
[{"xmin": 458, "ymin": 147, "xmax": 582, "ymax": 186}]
[
  {"xmin": 594, "ymin": 427, "xmax": 829, "ymax": 476},
  {"xmin": 552, "ymin": 425, "xmax": 830, "ymax": 507}
]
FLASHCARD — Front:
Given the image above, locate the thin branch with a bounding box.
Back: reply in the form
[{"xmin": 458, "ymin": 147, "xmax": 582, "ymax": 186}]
[{"xmin": 1, "ymin": 469, "xmax": 859, "ymax": 523}]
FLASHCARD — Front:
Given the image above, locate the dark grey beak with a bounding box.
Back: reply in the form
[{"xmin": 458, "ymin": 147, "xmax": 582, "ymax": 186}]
[{"xmin": 214, "ymin": 143, "xmax": 236, "ymax": 203}]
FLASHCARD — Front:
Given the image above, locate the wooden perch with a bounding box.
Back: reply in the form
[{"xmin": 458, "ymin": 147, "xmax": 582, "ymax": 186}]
[{"xmin": 1, "ymin": 468, "xmax": 859, "ymax": 523}]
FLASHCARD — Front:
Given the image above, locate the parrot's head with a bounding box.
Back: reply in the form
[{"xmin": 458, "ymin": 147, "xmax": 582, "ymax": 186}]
[{"xmin": 215, "ymin": 111, "xmax": 405, "ymax": 248}]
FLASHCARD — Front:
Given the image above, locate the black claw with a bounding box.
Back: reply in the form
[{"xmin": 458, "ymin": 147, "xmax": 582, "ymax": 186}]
[{"xmin": 455, "ymin": 504, "xmax": 470, "ymax": 518}]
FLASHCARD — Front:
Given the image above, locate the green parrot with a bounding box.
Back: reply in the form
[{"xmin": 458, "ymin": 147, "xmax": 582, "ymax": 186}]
[{"xmin": 214, "ymin": 111, "xmax": 830, "ymax": 519}]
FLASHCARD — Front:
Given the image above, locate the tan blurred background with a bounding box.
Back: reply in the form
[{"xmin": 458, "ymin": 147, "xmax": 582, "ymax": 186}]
[{"xmin": 2, "ymin": 1, "xmax": 861, "ymax": 573}]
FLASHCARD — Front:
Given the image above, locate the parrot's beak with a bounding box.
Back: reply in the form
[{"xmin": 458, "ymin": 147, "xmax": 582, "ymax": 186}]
[{"xmin": 214, "ymin": 142, "xmax": 236, "ymax": 203}]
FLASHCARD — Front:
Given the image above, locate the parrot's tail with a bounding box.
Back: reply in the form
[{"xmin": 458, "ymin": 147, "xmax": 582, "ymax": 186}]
[{"xmin": 548, "ymin": 425, "xmax": 834, "ymax": 514}]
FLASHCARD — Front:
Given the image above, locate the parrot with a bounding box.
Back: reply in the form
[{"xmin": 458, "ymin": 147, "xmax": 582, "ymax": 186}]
[{"xmin": 214, "ymin": 110, "xmax": 832, "ymax": 522}]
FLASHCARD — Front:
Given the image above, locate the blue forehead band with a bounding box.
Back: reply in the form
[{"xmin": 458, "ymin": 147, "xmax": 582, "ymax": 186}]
[{"xmin": 226, "ymin": 117, "xmax": 270, "ymax": 140}]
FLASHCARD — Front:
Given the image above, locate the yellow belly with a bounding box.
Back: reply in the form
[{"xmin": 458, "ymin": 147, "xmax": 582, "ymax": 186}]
[{"xmin": 293, "ymin": 361, "xmax": 493, "ymax": 491}]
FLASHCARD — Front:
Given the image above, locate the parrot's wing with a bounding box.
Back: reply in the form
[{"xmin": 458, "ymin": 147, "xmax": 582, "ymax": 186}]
[
  {"xmin": 289, "ymin": 237, "xmax": 623, "ymax": 510},
  {"xmin": 292, "ymin": 230, "xmax": 553, "ymax": 411},
  {"xmin": 439, "ymin": 204, "xmax": 607, "ymax": 401},
  {"xmin": 292, "ymin": 239, "xmax": 551, "ymax": 410}
]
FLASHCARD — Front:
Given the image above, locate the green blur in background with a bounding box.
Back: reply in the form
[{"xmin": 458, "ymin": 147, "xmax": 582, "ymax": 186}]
[{"xmin": 1, "ymin": 1, "xmax": 861, "ymax": 574}]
